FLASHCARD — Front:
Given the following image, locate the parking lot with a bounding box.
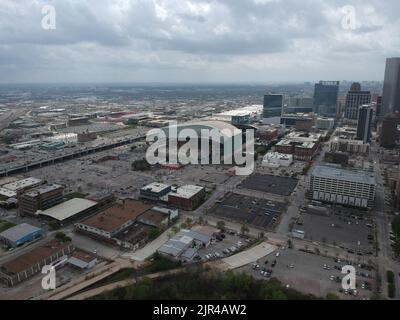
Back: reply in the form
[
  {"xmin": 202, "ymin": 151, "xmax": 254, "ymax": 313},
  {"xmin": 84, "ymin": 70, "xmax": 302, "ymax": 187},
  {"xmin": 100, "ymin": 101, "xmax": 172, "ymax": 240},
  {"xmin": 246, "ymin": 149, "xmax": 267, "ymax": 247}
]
[
  {"xmin": 236, "ymin": 248, "xmax": 376, "ymax": 299},
  {"xmin": 208, "ymin": 192, "xmax": 286, "ymax": 230},
  {"xmin": 197, "ymin": 232, "xmax": 252, "ymax": 262},
  {"xmin": 299, "ymin": 211, "xmax": 375, "ymax": 254},
  {"xmin": 239, "ymin": 173, "xmax": 298, "ymax": 196}
]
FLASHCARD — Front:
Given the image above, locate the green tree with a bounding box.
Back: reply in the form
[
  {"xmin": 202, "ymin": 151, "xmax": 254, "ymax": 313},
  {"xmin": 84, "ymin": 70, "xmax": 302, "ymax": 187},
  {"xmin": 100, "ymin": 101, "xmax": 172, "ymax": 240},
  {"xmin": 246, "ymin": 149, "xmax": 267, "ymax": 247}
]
[
  {"xmin": 240, "ymin": 224, "xmax": 249, "ymax": 236},
  {"xmin": 217, "ymin": 221, "xmax": 226, "ymax": 232}
]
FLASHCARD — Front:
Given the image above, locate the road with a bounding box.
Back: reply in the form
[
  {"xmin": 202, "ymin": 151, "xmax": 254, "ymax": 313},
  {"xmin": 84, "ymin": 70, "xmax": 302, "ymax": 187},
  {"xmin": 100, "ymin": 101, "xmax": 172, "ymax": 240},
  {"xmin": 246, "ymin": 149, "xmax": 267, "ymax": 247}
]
[{"xmin": 369, "ymin": 139, "xmax": 400, "ymax": 299}]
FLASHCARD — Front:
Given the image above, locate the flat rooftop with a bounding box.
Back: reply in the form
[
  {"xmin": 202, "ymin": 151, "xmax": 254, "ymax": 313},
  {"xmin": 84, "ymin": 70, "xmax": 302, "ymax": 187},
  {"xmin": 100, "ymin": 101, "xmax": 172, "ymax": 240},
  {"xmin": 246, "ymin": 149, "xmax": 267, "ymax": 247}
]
[
  {"xmin": 79, "ymin": 200, "xmax": 152, "ymax": 232},
  {"xmin": 0, "ymin": 187, "xmax": 17, "ymax": 198},
  {"xmin": 38, "ymin": 198, "xmax": 98, "ymax": 221},
  {"xmin": 2, "ymin": 177, "xmax": 42, "ymax": 191},
  {"xmin": 0, "ymin": 223, "xmax": 42, "ymax": 242},
  {"xmin": 141, "ymin": 182, "xmax": 171, "ymax": 193},
  {"xmin": 1, "ymin": 240, "xmax": 72, "ymax": 275},
  {"xmin": 138, "ymin": 210, "xmax": 167, "ymax": 225},
  {"xmin": 312, "ymin": 165, "xmax": 376, "ymax": 185},
  {"xmin": 169, "ymin": 185, "xmax": 204, "ymax": 199},
  {"xmin": 23, "ymin": 184, "xmax": 63, "ymax": 198}
]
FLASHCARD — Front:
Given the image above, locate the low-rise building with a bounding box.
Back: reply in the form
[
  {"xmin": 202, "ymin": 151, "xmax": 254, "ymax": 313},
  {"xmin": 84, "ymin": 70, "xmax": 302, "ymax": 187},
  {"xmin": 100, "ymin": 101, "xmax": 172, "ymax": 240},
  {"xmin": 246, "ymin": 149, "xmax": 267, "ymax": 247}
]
[
  {"xmin": 140, "ymin": 183, "xmax": 172, "ymax": 201},
  {"xmin": 158, "ymin": 228, "xmax": 212, "ymax": 260},
  {"xmin": 274, "ymin": 132, "xmax": 321, "ymax": 161},
  {"xmin": 68, "ymin": 250, "xmax": 97, "ymax": 269},
  {"xmin": 261, "ymin": 152, "xmax": 293, "ymax": 168},
  {"xmin": 137, "ymin": 209, "xmax": 170, "ymax": 228},
  {"xmin": 316, "ymin": 117, "xmax": 335, "ymax": 130},
  {"xmin": 18, "ymin": 184, "xmax": 64, "ymax": 216},
  {"xmin": 0, "ymin": 240, "xmax": 74, "ymax": 287},
  {"xmin": 167, "ymin": 185, "xmax": 206, "ymax": 210},
  {"xmin": 75, "ymin": 200, "xmax": 152, "ymax": 240},
  {"xmin": 37, "ymin": 198, "xmax": 98, "ymax": 225},
  {"xmin": 0, "ymin": 223, "xmax": 43, "ymax": 248},
  {"xmin": 2, "ymin": 177, "xmax": 43, "ymax": 195},
  {"xmin": 330, "ymin": 138, "xmax": 370, "ymax": 154}
]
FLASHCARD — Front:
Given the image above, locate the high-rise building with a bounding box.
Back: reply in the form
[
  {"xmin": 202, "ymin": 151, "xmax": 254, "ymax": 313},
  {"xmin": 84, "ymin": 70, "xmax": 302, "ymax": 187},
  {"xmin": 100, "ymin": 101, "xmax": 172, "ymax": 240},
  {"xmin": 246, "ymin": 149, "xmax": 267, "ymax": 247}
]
[
  {"xmin": 313, "ymin": 81, "xmax": 340, "ymax": 117},
  {"xmin": 285, "ymin": 96, "xmax": 314, "ymax": 113},
  {"xmin": 356, "ymin": 105, "xmax": 374, "ymax": 143},
  {"xmin": 379, "ymin": 113, "xmax": 400, "ymax": 148},
  {"xmin": 382, "ymin": 57, "xmax": 400, "ymax": 116},
  {"xmin": 263, "ymin": 94, "xmax": 283, "ymax": 124},
  {"xmin": 344, "ymin": 83, "xmax": 371, "ymax": 120}
]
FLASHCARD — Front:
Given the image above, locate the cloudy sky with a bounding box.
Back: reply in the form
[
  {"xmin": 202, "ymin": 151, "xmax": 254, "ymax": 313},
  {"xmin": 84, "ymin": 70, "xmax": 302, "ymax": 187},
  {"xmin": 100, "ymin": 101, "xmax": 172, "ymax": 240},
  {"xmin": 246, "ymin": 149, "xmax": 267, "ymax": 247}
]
[{"xmin": 0, "ymin": 0, "xmax": 399, "ymax": 84}]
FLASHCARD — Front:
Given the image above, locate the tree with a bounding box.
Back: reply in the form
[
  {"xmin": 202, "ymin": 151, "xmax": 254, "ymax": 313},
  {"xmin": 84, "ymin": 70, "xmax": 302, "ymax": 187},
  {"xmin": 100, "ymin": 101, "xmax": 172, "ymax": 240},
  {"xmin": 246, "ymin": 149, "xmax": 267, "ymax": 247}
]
[
  {"xmin": 185, "ymin": 217, "xmax": 193, "ymax": 228},
  {"xmin": 172, "ymin": 226, "xmax": 180, "ymax": 234},
  {"xmin": 198, "ymin": 216, "xmax": 204, "ymax": 225},
  {"xmin": 55, "ymin": 231, "xmax": 71, "ymax": 242},
  {"xmin": 240, "ymin": 224, "xmax": 249, "ymax": 236},
  {"xmin": 217, "ymin": 221, "xmax": 226, "ymax": 232}
]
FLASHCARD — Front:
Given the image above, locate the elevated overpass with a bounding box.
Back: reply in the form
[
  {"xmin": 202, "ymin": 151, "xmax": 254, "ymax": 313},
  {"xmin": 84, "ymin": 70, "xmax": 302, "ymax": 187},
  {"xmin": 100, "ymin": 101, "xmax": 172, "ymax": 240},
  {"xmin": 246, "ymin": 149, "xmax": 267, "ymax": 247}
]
[{"xmin": 0, "ymin": 135, "xmax": 146, "ymax": 177}]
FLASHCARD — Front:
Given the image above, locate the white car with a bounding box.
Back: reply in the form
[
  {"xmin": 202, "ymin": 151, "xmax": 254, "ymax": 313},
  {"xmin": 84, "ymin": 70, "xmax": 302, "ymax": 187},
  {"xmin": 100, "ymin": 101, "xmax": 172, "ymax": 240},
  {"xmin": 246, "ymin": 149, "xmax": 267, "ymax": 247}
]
[{"xmin": 276, "ymin": 252, "xmax": 280, "ymax": 257}]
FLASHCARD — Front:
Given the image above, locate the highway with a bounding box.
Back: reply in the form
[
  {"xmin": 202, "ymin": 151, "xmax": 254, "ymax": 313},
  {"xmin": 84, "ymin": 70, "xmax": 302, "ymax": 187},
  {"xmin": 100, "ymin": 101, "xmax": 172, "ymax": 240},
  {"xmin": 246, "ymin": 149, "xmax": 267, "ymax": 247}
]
[{"xmin": 0, "ymin": 135, "xmax": 146, "ymax": 177}]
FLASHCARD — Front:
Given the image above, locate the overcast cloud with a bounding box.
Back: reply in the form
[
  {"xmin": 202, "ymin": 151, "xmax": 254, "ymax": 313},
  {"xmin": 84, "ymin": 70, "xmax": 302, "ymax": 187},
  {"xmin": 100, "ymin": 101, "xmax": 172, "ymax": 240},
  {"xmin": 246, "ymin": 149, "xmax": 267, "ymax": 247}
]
[{"xmin": 0, "ymin": 0, "xmax": 399, "ymax": 83}]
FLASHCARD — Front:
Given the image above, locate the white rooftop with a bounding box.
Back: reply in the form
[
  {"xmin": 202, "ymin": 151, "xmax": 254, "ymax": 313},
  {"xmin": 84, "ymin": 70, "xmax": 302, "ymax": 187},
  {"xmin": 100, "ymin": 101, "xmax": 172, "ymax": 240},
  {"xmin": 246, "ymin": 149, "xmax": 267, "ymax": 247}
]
[
  {"xmin": 141, "ymin": 182, "xmax": 171, "ymax": 193},
  {"xmin": 169, "ymin": 185, "xmax": 204, "ymax": 199},
  {"xmin": 2, "ymin": 177, "xmax": 42, "ymax": 191},
  {"xmin": 0, "ymin": 187, "xmax": 17, "ymax": 198},
  {"xmin": 38, "ymin": 198, "xmax": 98, "ymax": 221},
  {"xmin": 312, "ymin": 165, "xmax": 376, "ymax": 185}
]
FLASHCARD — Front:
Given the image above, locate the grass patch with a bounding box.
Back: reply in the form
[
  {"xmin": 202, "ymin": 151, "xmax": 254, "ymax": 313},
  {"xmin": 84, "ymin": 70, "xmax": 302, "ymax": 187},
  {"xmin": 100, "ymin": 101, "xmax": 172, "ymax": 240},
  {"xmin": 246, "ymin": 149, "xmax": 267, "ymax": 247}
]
[
  {"xmin": 0, "ymin": 220, "xmax": 16, "ymax": 233},
  {"xmin": 64, "ymin": 192, "xmax": 88, "ymax": 200}
]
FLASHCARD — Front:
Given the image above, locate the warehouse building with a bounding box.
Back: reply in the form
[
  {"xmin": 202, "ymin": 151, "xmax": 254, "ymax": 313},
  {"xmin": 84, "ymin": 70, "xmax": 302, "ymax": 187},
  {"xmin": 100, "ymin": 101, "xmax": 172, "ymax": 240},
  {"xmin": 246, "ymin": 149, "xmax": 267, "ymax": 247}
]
[
  {"xmin": 140, "ymin": 183, "xmax": 172, "ymax": 201},
  {"xmin": 137, "ymin": 210, "xmax": 170, "ymax": 228},
  {"xmin": 310, "ymin": 165, "xmax": 376, "ymax": 208},
  {"xmin": 167, "ymin": 185, "xmax": 206, "ymax": 210},
  {"xmin": 18, "ymin": 184, "xmax": 64, "ymax": 216},
  {"xmin": 37, "ymin": 198, "xmax": 98, "ymax": 225},
  {"xmin": 0, "ymin": 240, "xmax": 74, "ymax": 287},
  {"xmin": 0, "ymin": 223, "xmax": 43, "ymax": 248},
  {"xmin": 158, "ymin": 228, "xmax": 211, "ymax": 260},
  {"xmin": 67, "ymin": 250, "xmax": 97, "ymax": 270},
  {"xmin": 75, "ymin": 200, "xmax": 152, "ymax": 240}
]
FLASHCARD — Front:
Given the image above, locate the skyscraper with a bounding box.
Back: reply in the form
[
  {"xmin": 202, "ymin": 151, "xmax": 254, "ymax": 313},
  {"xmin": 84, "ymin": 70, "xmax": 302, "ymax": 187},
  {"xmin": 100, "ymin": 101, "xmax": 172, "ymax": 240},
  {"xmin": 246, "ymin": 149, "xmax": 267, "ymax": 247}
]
[
  {"xmin": 263, "ymin": 94, "xmax": 283, "ymax": 124},
  {"xmin": 344, "ymin": 83, "xmax": 371, "ymax": 120},
  {"xmin": 379, "ymin": 113, "xmax": 400, "ymax": 148},
  {"xmin": 313, "ymin": 81, "xmax": 340, "ymax": 117},
  {"xmin": 356, "ymin": 105, "xmax": 374, "ymax": 143},
  {"xmin": 382, "ymin": 57, "xmax": 400, "ymax": 116}
]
